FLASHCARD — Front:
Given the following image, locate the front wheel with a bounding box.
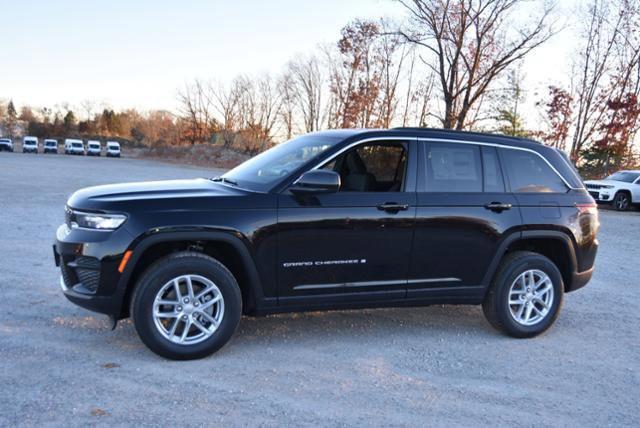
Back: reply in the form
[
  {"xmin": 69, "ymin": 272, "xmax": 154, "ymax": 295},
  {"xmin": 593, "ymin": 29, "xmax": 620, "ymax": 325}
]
[
  {"xmin": 130, "ymin": 252, "xmax": 242, "ymax": 360},
  {"xmin": 614, "ymin": 192, "xmax": 630, "ymax": 211},
  {"xmin": 483, "ymin": 251, "xmax": 563, "ymax": 338}
]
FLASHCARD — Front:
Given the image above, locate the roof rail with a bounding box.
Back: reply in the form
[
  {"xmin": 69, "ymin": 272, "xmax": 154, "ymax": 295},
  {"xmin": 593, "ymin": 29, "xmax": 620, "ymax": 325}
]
[{"xmin": 390, "ymin": 127, "xmax": 540, "ymax": 144}]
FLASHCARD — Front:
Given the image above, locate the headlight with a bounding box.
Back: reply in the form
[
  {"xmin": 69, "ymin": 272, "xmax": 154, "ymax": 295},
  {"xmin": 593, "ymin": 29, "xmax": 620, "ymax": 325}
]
[
  {"xmin": 69, "ymin": 209, "xmax": 127, "ymax": 230},
  {"xmin": 602, "ymin": 185, "xmax": 614, "ymax": 189}
]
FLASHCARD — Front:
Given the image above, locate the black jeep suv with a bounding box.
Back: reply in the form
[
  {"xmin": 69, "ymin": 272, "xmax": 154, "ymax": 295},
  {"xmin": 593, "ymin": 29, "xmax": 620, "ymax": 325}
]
[{"xmin": 54, "ymin": 128, "xmax": 598, "ymax": 359}]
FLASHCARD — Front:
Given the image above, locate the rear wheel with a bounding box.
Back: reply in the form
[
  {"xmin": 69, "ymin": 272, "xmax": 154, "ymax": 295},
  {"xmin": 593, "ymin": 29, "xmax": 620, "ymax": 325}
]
[
  {"xmin": 614, "ymin": 192, "xmax": 630, "ymax": 211},
  {"xmin": 483, "ymin": 251, "xmax": 563, "ymax": 338},
  {"xmin": 130, "ymin": 252, "xmax": 242, "ymax": 360}
]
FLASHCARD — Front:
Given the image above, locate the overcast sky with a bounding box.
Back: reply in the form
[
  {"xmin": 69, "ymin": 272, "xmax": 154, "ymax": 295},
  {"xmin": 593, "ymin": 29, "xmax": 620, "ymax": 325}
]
[{"xmin": 1, "ymin": 0, "xmax": 581, "ymax": 117}]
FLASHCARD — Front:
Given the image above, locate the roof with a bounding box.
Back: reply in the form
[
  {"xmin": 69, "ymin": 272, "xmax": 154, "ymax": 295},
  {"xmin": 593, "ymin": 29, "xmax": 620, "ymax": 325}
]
[{"xmin": 309, "ymin": 127, "xmax": 544, "ymax": 150}]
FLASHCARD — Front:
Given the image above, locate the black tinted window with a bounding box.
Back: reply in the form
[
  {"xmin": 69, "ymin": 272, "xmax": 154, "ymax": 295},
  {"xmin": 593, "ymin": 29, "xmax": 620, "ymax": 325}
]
[
  {"xmin": 426, "ymin": 143, "xmax": 482, "ymax": 192},
  {"xmin": 324, "ymin": 143, "xmax": 407, "ymax": 192},
  {"xmin": 482, "ymin": 147, "xmax": 505, "ymax": 192},
  {"xmin": 501, "ymin": 149, "xmax": 568, "ymax": 193}
]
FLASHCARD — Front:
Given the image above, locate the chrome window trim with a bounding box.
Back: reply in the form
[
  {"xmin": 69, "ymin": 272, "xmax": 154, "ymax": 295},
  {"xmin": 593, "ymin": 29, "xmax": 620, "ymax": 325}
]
[
  {"xmin": 310, "ymin": 135, "xmax": 580, "ymax": 191},
  {"xmin": 310, "ymin": 136, "xmax": 414, "ymax": 171},
  {"xmin": 418, "ymin": 137, "xmax": 581, "ymax": 191}
]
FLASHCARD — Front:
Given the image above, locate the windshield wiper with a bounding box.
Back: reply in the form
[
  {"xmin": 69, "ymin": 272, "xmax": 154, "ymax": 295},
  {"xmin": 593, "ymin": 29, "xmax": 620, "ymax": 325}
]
[{"xmin": 211, "ymin": 177, "xmax": 238, "ymax": 186}]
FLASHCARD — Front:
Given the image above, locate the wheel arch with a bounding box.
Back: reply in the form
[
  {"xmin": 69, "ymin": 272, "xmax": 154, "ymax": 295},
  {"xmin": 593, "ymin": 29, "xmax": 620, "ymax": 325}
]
[
  {"xmin": 117, "ymin": 230, "xmax": 265, "ymax": 319},
  {"xmin": 483, "ymin": 230, "xmax": 578, "ymax": 293}
]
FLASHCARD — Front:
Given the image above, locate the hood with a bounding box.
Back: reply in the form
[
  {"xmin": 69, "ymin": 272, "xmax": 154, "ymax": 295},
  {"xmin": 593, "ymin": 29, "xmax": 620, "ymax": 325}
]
[
  {"xmin": 67, "ymin": 178, "xmax": 253, "ymax": 212},
  {"xmin": 584, "ymin": 179, "xmax": 618, "ymax": 187}
]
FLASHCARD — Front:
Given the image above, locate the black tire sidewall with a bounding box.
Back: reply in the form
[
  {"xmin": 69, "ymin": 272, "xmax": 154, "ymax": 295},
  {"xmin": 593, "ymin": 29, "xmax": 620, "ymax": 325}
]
[
  {"xmin": 492, "ymin": 254, "xmax": 563, "ymax": 337},
  {"xmin": 132, "ymin": 255, "xmax": 242, "ymax": 360},
  {"xmin": 615, "ymin": 192, "xmax": 629, "ymax": 211}
]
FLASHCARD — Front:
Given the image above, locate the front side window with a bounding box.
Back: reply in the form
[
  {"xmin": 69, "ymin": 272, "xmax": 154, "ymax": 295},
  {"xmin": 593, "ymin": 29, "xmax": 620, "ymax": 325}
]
[
  {"xmin": 425, "ymin": 143, "xmax": 482, "ymax": 192},
  {"xmin": 322, "ymin": 142, "xmax": 407, "ymax": 192},
  {"xmin": 221, "ymin": 134, "xmax": 342, "ymax": 192},
  {"xmin": 501, "ymin": 149, "xmax": 568, "ymax": 193}
]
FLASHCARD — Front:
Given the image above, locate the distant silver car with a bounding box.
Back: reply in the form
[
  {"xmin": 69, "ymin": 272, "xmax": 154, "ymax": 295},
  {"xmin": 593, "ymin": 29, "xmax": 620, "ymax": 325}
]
[
  {"xmin": 585, "ymin": 170, "xmax": 640, "ymax": 211},
  {"xmin": 0, "ymin": 138, "xmax": 13, "ymax": 152}
]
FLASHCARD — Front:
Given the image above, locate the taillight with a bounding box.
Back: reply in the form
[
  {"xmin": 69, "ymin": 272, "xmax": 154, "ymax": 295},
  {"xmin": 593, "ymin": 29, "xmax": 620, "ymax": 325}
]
[{"xmin": 575, "ymin": 202, "xmax": 598, "ymax": 215}]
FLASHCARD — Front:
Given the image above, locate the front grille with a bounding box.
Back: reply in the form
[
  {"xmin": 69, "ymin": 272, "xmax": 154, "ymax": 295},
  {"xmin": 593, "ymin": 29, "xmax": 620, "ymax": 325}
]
[{"xmin": 586, "ymin": 184, "xmax": 604, "ymax": 189}]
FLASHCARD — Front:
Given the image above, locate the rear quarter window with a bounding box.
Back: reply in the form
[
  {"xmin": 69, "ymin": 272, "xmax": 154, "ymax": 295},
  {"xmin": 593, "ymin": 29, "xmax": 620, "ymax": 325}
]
[{"xmin": 501, "ymin": 149, "xmax": 568, "ymax": 193}]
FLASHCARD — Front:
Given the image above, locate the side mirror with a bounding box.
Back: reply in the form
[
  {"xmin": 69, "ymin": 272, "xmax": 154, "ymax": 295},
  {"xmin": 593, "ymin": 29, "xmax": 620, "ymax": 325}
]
[{"xmin": 290, "ymin": 170, "xmax": 341, "ymax": 195}]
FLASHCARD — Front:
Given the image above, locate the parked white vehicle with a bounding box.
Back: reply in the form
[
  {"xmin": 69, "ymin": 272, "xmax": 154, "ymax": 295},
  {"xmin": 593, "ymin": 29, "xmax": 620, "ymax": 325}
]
[
  {"xmin": 106, "ymin": 141, "xmax": 121, "ymax": 157},
  {"xmin": 585, "ymin": 170, "xmax": 640, "ymax": 211},
  {"xmin": 87, "ymin": 140, "xmax": 102, "ymax": 156},
  {"xmin": 0, "ymin": 138, "xmax": 13, "ymax": 152},
  {"xmin": 64, "ymin": 139, "xmax": 85, "ymax": 155},
  {"xmin": 43, "ymin": 139, "xmax": 58, "ymax": 154},
  {"xmin": 23, "ymin": 136, "xmax": 39, "ymax": 154}
]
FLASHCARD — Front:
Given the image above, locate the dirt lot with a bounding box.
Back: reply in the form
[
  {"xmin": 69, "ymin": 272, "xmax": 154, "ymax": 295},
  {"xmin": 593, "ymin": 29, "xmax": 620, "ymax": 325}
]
[{"xmin": 0, "ymin": 152, "xmax": 638, "ymax": 426}]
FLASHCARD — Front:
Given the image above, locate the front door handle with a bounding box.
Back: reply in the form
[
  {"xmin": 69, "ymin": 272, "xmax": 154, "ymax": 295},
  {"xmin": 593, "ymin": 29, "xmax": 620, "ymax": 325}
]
[
  {"xmin": 485, "ymin": 202, "xmax": 512, "ymax": 212},
  {"xmin": 377, "ymin": 203, "xmax": 409, "ymax": 212}
]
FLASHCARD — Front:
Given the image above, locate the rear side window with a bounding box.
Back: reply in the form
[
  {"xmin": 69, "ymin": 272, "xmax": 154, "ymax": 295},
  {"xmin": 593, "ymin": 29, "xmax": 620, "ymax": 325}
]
[
  {"xmin": 425, "ymin": 143, "xmax": 482, "ymax": 192},
  {"xmin": 501, "ymin": 149, "xmax": 568, "ymax": 193},
  {"xmin": 481, "ymin": 147, "xmax": 505, "ymax": 192}
]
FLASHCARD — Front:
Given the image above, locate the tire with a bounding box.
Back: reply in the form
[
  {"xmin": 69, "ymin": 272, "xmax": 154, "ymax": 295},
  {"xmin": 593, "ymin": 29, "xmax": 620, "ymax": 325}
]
[
  {"xmin": 613, "ymin": 192, "xmax": 630, "ymax": 211},
  {"xmin": 482, "ymin": 251, "xmax": 563, "ymax": 338},
  {"xmin": 130, "ymin": 251, "xmax": 242, "ymax": 360}
]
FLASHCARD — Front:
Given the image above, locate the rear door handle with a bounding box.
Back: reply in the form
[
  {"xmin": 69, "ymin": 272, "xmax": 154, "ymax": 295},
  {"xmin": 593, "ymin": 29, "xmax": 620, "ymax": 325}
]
[
  {"xmin": 485, "ymin": 202, "xmax": 512, "ymax": 212},
  {"xmin": 377, "ymin": 203, "xmax": 409, "ymax": 212}
]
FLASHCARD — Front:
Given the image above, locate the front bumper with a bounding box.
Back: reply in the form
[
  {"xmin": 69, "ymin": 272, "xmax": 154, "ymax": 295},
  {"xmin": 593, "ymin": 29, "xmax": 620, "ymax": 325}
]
[
  {"xmin": 588, "ymin": 189, "xmax": 614, "ymax": 202},
  {"xmin": 54, "ymin": 224, "xmax": 133, "ymax": 316}
]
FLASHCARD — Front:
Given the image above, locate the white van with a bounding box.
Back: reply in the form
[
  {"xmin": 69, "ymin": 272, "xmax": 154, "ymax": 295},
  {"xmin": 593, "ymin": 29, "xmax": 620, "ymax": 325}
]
[
  {"xmin": 43, "ymin": 139, "xmax": 58, "ymax": 154},
  {"xmin": 87, "ymin": 140, "xmax": 102, "ymax": 156},
  {"xmin": 106, "ymin": 141, "xmax": 121, "ymax": 157},
  {"xmin": 64, "ymin": 139, "xmax": 85, "ymax": 155},
  {"xmin": 23, "ymin": 136, "xmax": 39, "ymax": 154}
]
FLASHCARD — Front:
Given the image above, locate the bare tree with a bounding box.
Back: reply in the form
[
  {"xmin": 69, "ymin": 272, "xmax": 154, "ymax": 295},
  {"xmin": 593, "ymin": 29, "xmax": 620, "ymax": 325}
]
[
  {"xmin": 177, "ymin": 79, "xmax": 218, "ymax": 144},
  {"xmin": 288, "ymin": 54, "xmax": 325, "ymax": 132},
  {"xmin": 397, "ymin": 0, "xmax": 556, "ymax": 130}
]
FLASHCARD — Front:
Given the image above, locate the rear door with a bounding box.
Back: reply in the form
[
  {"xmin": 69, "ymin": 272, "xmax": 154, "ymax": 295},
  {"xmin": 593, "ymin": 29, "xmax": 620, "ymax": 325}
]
[{"xmin": 408, "ymin": 141, "xmax": 521, "ymax": 299}]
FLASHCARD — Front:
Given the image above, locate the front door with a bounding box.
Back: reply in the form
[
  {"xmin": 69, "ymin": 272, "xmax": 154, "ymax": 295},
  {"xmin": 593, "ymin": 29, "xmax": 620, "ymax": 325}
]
[{"xmin": 277, "ymin": 139, "xmax": 417, "ymax": 307}]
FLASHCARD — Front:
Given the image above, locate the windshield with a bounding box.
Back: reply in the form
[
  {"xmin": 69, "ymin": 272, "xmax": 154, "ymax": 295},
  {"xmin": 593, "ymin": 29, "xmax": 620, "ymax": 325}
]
[
  {"xmin": 606, "ymin": 171, "xmax": 640, "ymax": 183},
  {"xmin": 89, "ymin": 143, "xmax": 99, "ymax": 148},
  {"xmin": 72, "ymin": 143, "xmax": 83, "ymax": 148},
  {"xmin": 220, "ymin": 134, "xmax": 343, "ymax": 192},
  {"xmin": 108, "ymin": 143, "xmax": 119, "ymax": 149},
  {"xmin": 45, "ymin": 141, "xmax": 56, "ymax": 146}
]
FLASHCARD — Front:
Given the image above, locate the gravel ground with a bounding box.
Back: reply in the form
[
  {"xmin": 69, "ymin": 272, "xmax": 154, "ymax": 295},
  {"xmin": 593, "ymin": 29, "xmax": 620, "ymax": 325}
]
[{"xmin": 0, "ymin": 152, "xmax": 638, "ymax": 427}]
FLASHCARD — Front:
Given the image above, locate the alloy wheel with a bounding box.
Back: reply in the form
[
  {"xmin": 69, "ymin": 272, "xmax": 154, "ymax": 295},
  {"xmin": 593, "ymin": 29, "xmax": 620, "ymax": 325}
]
[
  {"xmin": 508, "ymin": 269, "xmax": 554, "ymax": 326},
  {"xmin": 152, "ymin": 274, "xmax": 225, "ymax": 345}
]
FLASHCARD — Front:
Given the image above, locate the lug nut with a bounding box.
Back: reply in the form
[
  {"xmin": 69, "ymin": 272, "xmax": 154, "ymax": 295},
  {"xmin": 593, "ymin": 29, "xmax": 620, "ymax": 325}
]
[
  {"xmin": 194, "ymin": 302, "xmax": 199, "ymax": 307},
  {"xmin": 183, "ymin": 298, "xmax": 189, "ymax": 303},
  {"xmin": 177, "ymin": 306, "xmax": 182, "ymax": 311},
  {"xmin": 182, "ymin": 315, "xmax": 187, "ymax": 320}
]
